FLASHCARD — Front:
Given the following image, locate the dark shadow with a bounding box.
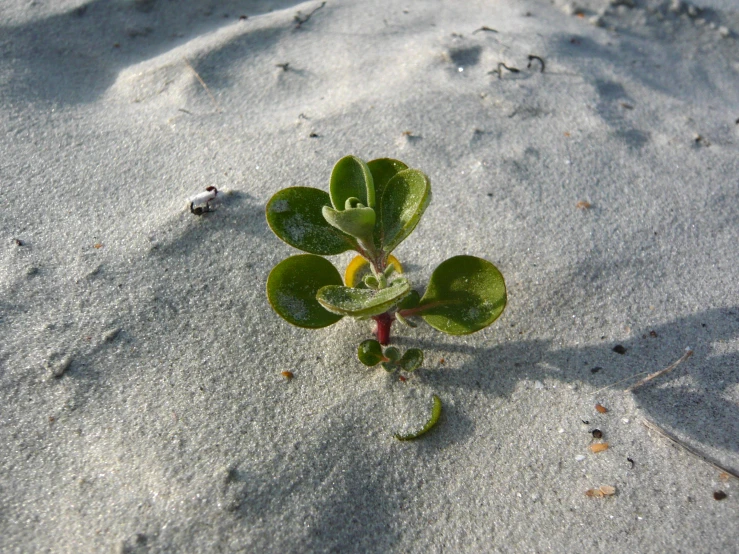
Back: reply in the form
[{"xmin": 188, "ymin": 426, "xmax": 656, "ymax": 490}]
[
  {"xmin": 448, "ymin": 45, "xmax": 482, "ymax": 67},
  {"xmin": 212, "ymin": 304, "xmax": 739, "ymax": 552},
  {"xmin": 548, "ymin": 32, "xmax": 732, "ymax": 108},
  {"xmin": 0, "ymin": 0, "xmax": 306, "ymax": 105},
  {"xmin": 226, "ymin": 409, "xmax": 403, "ymax": 553},
  {"xmin": 399, "ymin": 306, "xmax": 739, "ymax": 466}
]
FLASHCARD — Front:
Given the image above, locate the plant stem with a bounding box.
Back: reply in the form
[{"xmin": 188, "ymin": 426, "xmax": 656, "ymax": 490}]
[{"xmin": 373, "ymin": 312, "xmax": 394, "ymax": 345}]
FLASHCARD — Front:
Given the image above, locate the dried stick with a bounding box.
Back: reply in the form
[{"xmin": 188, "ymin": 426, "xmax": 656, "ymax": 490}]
[
  {"xmin": 183, "ymin": 57, "xmax": 222, "ymax": 112},
  {"xmin": 642, "ymin": 418, "xmax": 739, "ymax": 480},
  {"xmin": 592, "ymin": 347, "xmax": 693, "ymax": 395},
  {"xmin": 625, "ymin": 348, "xmax": 693, "ymax": 392}
]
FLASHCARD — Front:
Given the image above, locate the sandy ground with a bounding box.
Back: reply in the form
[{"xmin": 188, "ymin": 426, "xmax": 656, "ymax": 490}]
[{"xmin": 1, "ymin": 0, "xmax": 738, "ymax": 552}]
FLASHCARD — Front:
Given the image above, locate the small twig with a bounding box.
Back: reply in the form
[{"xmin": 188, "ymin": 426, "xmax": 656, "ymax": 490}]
[
  {"xmin": 642, "ymin": 418, "xmax": 739, "ymax": 480},
  {"xmin": 527, "ymin": 54, "xmax": 545, "ymax": 73},
  {"xmin": 489, "ymin": 62, "xmax": 519, "ymax": 79},
  {"xmin": 592, "ymin": 347, "xmax": 693, "ymax": 395},
  {"xmin": 625, "ymin": 348, "xmax": 693, "ymax": 393},
  {"xmin": 472, "ymin": 26, "xmax": 498, "ymax": 34},
  {"xmin": 182, "ymin": 57, "xmax": 222, "ymax": 112},
  {"xmin": 294, "ymin": 1, "xmax": 326, "ymax": 29}
]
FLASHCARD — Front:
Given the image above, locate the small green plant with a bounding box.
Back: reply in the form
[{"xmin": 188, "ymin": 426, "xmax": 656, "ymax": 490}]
[{"xmin": 266, "ymin": 156, "xmax": 507, "ymax": 437}]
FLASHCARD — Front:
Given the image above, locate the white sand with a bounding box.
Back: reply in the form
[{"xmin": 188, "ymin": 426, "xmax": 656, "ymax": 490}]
[{"xmin": 1, "ymin": 0, "xmax": 738, "ymax": 551}]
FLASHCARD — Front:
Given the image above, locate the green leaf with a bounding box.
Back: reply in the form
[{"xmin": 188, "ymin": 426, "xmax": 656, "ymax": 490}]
[
  {"xmin": 330, "ymin": 156, "xmax": 375, "ymax": 210},
  {"xmin": 321, "ymin": 205, "xmax": 376, "ymax": 243},
  {"xmin": 367, "ymin": 158, "xmax": 408, "ymax": 203},
  {"xmin": 357, "ymin": 339, "xmax": 384, "ymax": 366},
  {"xmin": 394, "ymin": 312, "xmax": 417, "ymax": 328},
  {"xmin": 384, "ymin": 346, "xmax": 401, "ymax": 362},
  {"xmin": 379, "ymin": 169, "xmax": 431, "ymax": 253},
  {"xmin": 418, "ymin": 256, "xmax": 506, "ymax": 335},
  {"xmin": 395, "ymin": 394, "xmax": 442, "ymax": 441},
  {"xmin": 396, "ymin": 289, "xmax": 420, "ymax": 311},
  {"xmin": 368, "ymin": 158, "xmax": 408, "ymax": 247},
  {"xmin": 398, "ymin": 348, "xmax": 423, "ymax": 372},
  {"xmin": 381, "ymin": 347, "xmax": 400, "ymax": 371},
  {"xmin": 267, "ymin": 255, "xmax": 344, "ymax": 328},
  {"xmin": 266, "ymin": 187, "xmax": 357, "ymax": 255},
  {"xmin": 316, "ymin": 279, "xmax": 411, "ymax": 318}
]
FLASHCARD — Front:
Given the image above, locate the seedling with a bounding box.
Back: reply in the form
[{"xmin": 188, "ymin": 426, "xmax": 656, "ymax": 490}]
[{"xmin": 266, "ymin": 156, "xmax": 507, "ymax": 437}]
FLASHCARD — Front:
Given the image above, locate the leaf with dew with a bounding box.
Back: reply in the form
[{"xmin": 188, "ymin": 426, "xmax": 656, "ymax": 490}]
[
  {"xmin": 379, "ymin": 169, "xmax": 431, "ymax": 254},
  {"xmin": 267, "ymin": 255, "xmax": 344, "ymax": 328},
  {"xmin": 329, "ymin": 155, "xmax": 375, "ymax": 210},
  {"xmin": 266, "ymin": 187, "xmax": 357, "ymax": 255},
  {"xmin": 316, "ymin": 279, "xmax": 410, "ymax": 318},
  {"xmin": 357, "ymin": 339, "xmax": 385, "ymax": 366},
  {"xmin": 417, "ymin": 256, "xmax": 506, "ymax": 335},
  {"xmin": 368, "ymin": 158, "xmax": 408, "ymax": 246}
]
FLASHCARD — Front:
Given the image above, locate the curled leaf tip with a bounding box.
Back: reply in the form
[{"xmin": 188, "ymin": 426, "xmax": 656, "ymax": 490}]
[{"xmin": 394, "ymin": 394, "xmax": 442, "ymax": 441}]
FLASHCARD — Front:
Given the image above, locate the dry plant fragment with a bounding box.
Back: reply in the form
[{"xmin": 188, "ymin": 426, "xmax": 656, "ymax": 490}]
[
  {"xmin": 182, "ymin": 57, "xmax": 222, "ymax": 112},
  {"xmin": 281, "ymin": 371, "xmax": 294, "ymax": 380},
  {"xmin": 625, "ymin": 348, "xmax": 693, "ymax": 392},
  {"xmin": 585, "ymin": 486, "xmax": 615, "ymax": 498},
  {"xmin": 642, "ymin": 419, "xmax": 739, "ymax": 479},
  {"xmin": 590, "ymin": 443, "xmax": 609, "ymax": 454},
  {"xmin": 576, "ymin": 200, "xmax": 591, "ymax": 209},
  {"xmin": 472, "ymin": 26, "xmax": 498, "ymax": 33},
  {"xmin": 595, "ymin": 403, "xmax": 608, "ymax": 414}
]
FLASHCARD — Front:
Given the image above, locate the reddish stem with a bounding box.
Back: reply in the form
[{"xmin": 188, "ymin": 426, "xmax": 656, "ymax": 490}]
[{"xmin": 373, "ymin": 312, "xmax": 395, "ymax": 345}]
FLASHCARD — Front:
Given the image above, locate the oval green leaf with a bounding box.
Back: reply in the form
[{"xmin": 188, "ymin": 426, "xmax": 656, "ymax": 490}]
[
  {"xmin": 368, "ymin": 158, "xmax": 408, "ymax": 246},
  {"xmin": 384, "ymin": 346, "xmax": 401, "ymax": 362},
  {"xmin": 357, "ymin": 339, "xmax": 384, "ymax": 366},
  {"xmin": 330, "ymin": 155, "xmax": 375, "ymax": 210},
  {"xmin": 316, "ymin": 279, "xmax": 410, "ymax": 318},
  {"xmin": 398, "ymin": 348, "xmax": 423, "ymax": 372},
  {"xmin": 395, "ymin": 394, "xmax": 442, "ymax": 441},
  {"xmin": 367, "ymin": 158, "xmax": 408, "ymax": 203},
  {"xmin": 266, "ymin": 187, "xmax": 357, "ymax": 255},
  {"xmin": 267, "ymin": 255, "xmax": 344, "ymax": 328},
  {"xmin": 418, "ymin": 255, "xmax": 506, "ymax": 335},
  {"xmin": 379, "ymin": 169, "xmax": 431, "ymax": 254}
]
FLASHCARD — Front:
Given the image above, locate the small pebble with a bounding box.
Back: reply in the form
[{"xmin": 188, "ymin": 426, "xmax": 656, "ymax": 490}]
[
  {"xmin": 47, "ymin": 356, "xmax": 73, "ymax": 378},
  {"xmin": 575, "ymin": 455, "xmax": 586, "ymax": 462},
  {"xmin": 103, "ymin": 327, "xmax": 122, "ymax": 342},
  {"xmin": 534, "ymin": 381, "xmax": 544, "ymax": 389}
]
